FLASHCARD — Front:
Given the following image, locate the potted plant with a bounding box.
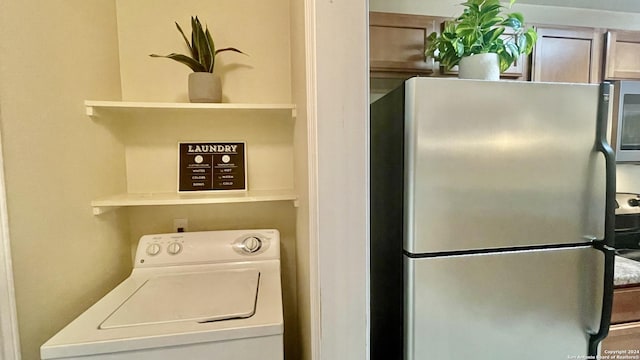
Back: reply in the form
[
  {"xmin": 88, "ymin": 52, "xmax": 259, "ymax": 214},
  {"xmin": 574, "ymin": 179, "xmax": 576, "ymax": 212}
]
[
  {"xmin": 150, "ymin": 16, "xmax": 246, "ymax": 103},
  {"xmin": 425, "ymin": 0, "xmax": 537, "ymax": 80}
]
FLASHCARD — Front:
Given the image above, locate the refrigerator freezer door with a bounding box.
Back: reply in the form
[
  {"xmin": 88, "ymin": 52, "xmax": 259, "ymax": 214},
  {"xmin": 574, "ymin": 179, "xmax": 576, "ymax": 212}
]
[
  {"xmin": 404, "ymin": 247, "xmax": 604, "ymax": 360},
  {"xmin": 404, "ymin": 78, "xmax": 606, "ymax": 254}
]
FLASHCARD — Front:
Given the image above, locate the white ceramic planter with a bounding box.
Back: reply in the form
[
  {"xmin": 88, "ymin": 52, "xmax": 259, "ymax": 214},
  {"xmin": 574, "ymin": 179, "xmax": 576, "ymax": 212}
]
[
  {"xmin": 458, "ymin": 53, "xmax": 500, "ymax": 81},
  {"xmin": 188, "ymin": 72, "xmax": 222, "ymax": 103}
]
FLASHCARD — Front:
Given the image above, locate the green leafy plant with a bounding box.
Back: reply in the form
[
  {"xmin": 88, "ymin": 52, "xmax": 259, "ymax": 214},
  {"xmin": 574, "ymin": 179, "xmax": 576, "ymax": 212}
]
[
  {"xmin": 150, "ymin": 16, "xmax": 246, "ymax": 73},
  {"xmin": 425, "ymin": 0, "xmax": 537, "ymax": 72}
]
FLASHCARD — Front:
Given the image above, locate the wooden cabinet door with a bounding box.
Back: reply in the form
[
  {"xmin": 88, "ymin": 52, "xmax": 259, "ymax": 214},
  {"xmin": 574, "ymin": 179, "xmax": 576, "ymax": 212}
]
[
  {"xmin": 369, "ymin": 12, "xmax": 442, "ymax": 77},
  {"xmin": 602, "ymin": 322, "xmax": 640, "ymax": 352},
  {"xmin": 603, "ymin": 286, "xmax": 640, "ymax": 351},
  {"xmin": 605, "ymin": 30, "xmax": 640, "ymax": 80},
  {"xmin": 611, "ymin": 286, "xmax": 640, "ymax": 324},
  {"xmin": 531, "ymin": 26, "xmax": 603, "ymax": 83}
]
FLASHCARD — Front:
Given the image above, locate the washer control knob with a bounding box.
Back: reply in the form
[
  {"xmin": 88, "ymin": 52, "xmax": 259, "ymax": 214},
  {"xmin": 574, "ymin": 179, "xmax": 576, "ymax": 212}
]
[
  {"xmin": 242, "ymin": 236, "xmax": 262, "ymax": 253},
  {"xmin": 146, "ymin": 243, "xmax": 161, "ymax": 256},
  {"xmin": 167, "ymin": 242, "xmax": 182, "ymax": 255}
]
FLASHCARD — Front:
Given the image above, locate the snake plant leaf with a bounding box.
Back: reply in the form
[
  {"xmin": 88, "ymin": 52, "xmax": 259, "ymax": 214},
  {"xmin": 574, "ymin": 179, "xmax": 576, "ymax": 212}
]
[
  {"xmin": 151, "ymin": 16, "xmax": 245, "ymax": 74},
  {"xmin": 149, "ymin": 53, "xmax": 207, "ymax": 72},
  {"xmin": 204, "ymin": 29, "xmax": 217, "ymax": 73},
  {"xmin": 192, "ymin": 17, "xmax": 205, "ymax": 67},
  {"xmin": 192, "ymin": 20, "xmax": 213, "ymax": 72},
  {"xmin": 202, "ymin": 27, "xmax": 215, "ymax": 72},
  {"xmin": 175, "ymin": 22, "xmax": 194, "ymax": 58},
  {"xmin": 190, "ymin": 17, "xmax": 201, "ymax": 64},
  {"xmin": 215, "ymin": 47, "xmax": 247, "ymax": 55}
]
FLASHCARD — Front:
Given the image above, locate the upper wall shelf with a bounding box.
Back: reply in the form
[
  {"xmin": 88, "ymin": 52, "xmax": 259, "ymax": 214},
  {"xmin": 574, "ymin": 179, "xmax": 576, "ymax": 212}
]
[
  {"xmin": 85, "ymin": 100, "xmax": 297, "ymax": 118},
  {"xmin": 91, "ymin": 189, "xmax": 298, "ymax": 215},
  {"xmin": 85, "ymin": 100, "xmax": 298, "ymax": 215}
]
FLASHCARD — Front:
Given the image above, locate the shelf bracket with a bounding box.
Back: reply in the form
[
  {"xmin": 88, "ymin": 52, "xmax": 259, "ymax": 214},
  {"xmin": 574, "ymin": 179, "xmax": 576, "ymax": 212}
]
[{"xmin": 85, "ymin": 106, "xmax": 96, "ymax": 117}]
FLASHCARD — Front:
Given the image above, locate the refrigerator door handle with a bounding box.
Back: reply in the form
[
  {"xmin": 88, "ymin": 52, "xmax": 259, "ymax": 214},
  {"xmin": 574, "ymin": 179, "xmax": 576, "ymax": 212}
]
[
  {"xmin": 588, "ymin": 82, "xmax": 616, "ymax": 356},
  {"xmin": 596, "ymin": 82, "xmax": 616, "ymax": 250}
]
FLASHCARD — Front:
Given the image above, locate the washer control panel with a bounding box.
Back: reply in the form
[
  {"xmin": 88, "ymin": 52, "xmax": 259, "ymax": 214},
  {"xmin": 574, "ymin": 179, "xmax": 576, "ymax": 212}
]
[
  {"xmin": 232, "ymin": 234, "xmax": 270, "ymax": 255},
  {"xmin": 135, "ymin": 229, "xmax": 280, "ymax": 267}
]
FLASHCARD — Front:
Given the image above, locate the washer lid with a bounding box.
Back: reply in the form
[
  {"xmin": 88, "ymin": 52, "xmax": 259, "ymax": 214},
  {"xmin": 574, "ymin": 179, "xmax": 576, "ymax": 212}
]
[{"xmin": 99, "ymin": 268, "xmax": 260, "ymax": 329}]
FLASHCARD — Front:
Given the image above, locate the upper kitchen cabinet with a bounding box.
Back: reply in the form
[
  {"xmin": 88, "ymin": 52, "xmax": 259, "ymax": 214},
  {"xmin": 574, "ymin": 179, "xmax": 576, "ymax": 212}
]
[
  {"xmin": 604, "ymin": 30, "xmax": 640, "ymax": 80},
  {"xmin": 369, "ymin": 12, "xmax": 444, "ymax": 78},
  {"xmin": 531, "ymin": 26, "xmax": 603, "ymax": 84}
]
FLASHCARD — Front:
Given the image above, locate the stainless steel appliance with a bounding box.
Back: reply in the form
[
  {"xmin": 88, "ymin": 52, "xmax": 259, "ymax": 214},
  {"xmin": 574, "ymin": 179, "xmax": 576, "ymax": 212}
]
[
  {"xmin": 615, "ymin": 192, "xmax": 640, "ymax": 260},
  {"xmin": 370, "ymin": 78, "xmax": 616, "ymax": 359},
  {"xmin": 612, "ymin": 81, "xmax": 640, "ymax": 162}
]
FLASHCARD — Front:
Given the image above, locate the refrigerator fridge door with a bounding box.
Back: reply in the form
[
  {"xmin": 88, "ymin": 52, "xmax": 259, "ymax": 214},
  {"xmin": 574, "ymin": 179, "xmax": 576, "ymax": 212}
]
[
  {"xmin": 404, "ymin": 78, "xmax": 606, "ymax": 254},
  {"xmin": 405, "ymin": 247, "xmax": 604, "ymax": 360}
]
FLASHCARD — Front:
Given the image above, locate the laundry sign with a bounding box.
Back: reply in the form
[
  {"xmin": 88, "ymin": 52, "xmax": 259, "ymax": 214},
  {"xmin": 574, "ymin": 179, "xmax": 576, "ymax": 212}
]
[{"xmin": 178, "ymin": 142, "xmax": 247, "ymax": 192}]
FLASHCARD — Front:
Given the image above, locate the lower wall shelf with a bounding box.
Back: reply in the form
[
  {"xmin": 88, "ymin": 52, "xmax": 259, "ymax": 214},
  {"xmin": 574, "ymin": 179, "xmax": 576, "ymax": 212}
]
[{"xmin": 91, "ymin": 189, "xmax": 298, "ymax": 215}]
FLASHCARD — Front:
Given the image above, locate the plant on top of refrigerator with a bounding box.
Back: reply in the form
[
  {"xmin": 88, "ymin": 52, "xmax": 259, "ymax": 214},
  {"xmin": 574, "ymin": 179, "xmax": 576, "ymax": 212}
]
[
  {"xmin": 425, "ymin": 0, "xmax": 537, "ymax": 72},
  {"xmin": 149, "ymin": 16, "xmax": 246, "ymax": 73}
]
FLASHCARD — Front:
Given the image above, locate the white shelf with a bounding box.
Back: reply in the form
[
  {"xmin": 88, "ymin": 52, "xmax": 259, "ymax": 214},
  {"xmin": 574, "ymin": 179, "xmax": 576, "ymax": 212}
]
[
  {"xmin": 91, "ymin": 189, "xmax": 298, "ymax": 215},
  {"xmin": 86, "ymin": 99, "xmax": 297, "ymax": 215},
  {"xmin": 85, "ymin": 100, "xmax": 297, "ymax": 117}
]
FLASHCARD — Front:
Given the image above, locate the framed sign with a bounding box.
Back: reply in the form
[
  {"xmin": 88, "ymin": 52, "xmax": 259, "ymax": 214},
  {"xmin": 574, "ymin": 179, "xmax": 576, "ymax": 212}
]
[{"xmin": 178, "ymin": 142, "xmax": 247, "ymax": 192}]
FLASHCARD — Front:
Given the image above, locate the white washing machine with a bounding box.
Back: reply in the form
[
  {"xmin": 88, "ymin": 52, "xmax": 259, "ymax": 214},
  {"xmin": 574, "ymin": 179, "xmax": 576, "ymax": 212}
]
[{"xmin": 41, "ymin": 229, "xmax": 283, "ymax": 360}]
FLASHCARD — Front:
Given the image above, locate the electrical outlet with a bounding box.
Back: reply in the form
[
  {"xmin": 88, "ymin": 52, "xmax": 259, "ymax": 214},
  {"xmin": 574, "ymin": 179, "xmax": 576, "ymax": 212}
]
[{"xmin": 173, "ymin": 218, "xmax": 188, "ymax": 233}]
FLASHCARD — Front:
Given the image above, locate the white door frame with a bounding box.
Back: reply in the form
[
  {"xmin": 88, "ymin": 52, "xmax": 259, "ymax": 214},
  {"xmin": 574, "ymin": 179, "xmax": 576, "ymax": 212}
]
[
  {"xmin": 0, "ymin": 113, "xmax": 21, "ymax": 360},
  {"xmin": 305, "ymin": 0, "xmax": 370, "ymax": 359}
]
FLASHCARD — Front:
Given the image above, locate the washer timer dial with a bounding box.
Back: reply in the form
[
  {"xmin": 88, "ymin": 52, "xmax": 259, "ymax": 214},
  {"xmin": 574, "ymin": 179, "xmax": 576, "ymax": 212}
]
[
  {"xmin": 167, "ymin": 242, "xmax": 183, "ymax": 255},
  {"xmin": 242, "ymin": 236, "xmax": 262, "ymax": 253}
]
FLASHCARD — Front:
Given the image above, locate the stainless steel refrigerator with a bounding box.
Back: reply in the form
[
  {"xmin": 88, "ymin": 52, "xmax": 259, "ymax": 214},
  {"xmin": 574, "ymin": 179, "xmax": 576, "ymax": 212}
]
[{"xmin": 370, "ymin": 78, "xmax": 616, "ymax": 359}]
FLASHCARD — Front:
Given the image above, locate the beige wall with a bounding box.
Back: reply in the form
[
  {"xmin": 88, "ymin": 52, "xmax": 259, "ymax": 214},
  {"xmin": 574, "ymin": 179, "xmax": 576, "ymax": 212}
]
[
  {"xmin": 0, "ymin": 1, "xmax": 131, "ymax": 360},
  {"xmin": 115, "ymin": 0, "xmax": 292, "ymax": 103}
]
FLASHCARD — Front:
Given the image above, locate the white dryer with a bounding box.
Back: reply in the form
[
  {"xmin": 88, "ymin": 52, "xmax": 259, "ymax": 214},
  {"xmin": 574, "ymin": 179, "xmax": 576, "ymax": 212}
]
[{"xmin": 41, "ymin": 229, "xmax": 283, "ymax": 360}]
